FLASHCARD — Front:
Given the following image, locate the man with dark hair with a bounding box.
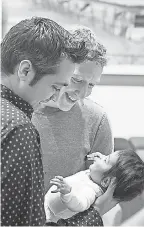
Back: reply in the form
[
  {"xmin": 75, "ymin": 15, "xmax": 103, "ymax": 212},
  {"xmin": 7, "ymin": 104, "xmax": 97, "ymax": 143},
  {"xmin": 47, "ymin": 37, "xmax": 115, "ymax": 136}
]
[{"xmin": 1, "ymin": 17, "xmax": 87, "ymax": 226}]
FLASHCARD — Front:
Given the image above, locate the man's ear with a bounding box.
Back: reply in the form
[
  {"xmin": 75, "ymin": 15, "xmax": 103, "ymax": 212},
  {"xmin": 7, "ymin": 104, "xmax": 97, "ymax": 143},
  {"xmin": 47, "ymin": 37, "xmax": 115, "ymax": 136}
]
[
  {"xmin": 101, "ymin": 176, "xmax": 111, "ymax": 188},
  {"xmin": 17, "ymin": 60, "xmax": 35, "ymax": 84}
]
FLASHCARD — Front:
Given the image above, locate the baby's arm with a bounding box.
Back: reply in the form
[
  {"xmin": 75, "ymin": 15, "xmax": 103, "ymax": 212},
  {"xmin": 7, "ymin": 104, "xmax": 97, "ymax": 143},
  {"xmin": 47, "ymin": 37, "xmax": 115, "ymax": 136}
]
[{"xmin": 50, "ymin": 176, "xmax": 96, "ymax": 212}]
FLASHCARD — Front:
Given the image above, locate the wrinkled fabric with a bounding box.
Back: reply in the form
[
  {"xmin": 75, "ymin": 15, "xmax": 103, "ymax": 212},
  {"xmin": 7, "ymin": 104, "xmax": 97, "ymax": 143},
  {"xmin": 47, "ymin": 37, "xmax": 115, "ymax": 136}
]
[{"xmin": 1, "ymin": 85, "xmax": 45, "ymax": 226}]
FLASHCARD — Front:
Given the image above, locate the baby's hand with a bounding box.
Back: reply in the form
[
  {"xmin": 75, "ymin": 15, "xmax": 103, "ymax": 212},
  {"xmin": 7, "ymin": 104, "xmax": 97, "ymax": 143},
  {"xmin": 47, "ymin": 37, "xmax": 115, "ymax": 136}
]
[{"xmin": 50, "ymin": 176, "xmax": 72, "ymax": 195}]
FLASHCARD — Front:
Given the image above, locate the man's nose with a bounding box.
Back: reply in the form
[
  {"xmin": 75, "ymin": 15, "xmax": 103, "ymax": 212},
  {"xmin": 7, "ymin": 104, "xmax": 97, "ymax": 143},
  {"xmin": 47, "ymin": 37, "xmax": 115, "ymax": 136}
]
[{"xmin": 75, "ymin": 82, "xmax": 88, "ymax": 99}]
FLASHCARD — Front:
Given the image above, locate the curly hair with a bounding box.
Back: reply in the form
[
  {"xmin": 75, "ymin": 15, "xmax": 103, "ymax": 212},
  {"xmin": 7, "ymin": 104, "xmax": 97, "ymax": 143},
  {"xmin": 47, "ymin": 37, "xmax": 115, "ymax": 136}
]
[
  {"xmin": 1, "ymin": 17, "xmax": 88, "ymax": 85},
  {"xmin": 69, "ymin": 25, "xmax": 107, "ymax": 67}
]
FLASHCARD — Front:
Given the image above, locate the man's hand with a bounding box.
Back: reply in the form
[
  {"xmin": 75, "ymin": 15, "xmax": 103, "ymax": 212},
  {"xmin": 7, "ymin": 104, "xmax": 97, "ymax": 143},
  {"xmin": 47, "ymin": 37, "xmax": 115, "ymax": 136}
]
[
  {"xmin": 50, "ymin": 176, "xmax": 72, "ymax": 195},
  {"xmin": 93, "ymin": 177, "xmax": 118, "ymax": 216}
]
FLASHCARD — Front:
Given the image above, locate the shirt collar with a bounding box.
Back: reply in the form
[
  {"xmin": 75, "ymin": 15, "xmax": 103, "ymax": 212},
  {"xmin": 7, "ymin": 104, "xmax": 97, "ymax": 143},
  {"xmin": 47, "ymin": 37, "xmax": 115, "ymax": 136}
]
[{"xmin": 1, "ymin": 84, "xmax": 33, "ymax": 119}]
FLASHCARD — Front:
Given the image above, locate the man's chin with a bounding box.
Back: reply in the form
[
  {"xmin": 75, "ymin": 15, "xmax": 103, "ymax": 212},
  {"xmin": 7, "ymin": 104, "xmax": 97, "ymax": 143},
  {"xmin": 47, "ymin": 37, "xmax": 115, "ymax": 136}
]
[{"xmin": 58, "ymin": 103, "xmax": 74, "ymax": 112}]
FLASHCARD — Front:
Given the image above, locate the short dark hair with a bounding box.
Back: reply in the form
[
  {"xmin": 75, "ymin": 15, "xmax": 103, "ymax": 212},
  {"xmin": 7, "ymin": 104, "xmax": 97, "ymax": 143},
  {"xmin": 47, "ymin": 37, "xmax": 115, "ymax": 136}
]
[
  {"xmin": 104, "ymin": 150, "xmax": 144, "ymax": 202},
  {"xmin": 1, "ymin": 17, "xmax": 88, "ymax": 85}
]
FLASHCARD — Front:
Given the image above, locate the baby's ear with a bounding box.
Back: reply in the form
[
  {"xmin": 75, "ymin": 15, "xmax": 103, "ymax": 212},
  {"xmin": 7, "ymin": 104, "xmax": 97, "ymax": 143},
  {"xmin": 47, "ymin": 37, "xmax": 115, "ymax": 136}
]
[{"xmin": 101, "ymin": 176, "xmax": 111, "ymax": 188}]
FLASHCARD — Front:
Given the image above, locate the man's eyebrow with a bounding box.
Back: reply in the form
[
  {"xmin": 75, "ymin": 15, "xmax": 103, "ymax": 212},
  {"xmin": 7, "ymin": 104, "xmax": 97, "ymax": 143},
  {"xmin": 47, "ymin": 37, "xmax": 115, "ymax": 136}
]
[
  {"xmin": 95, "ymin": 78, "xmax": 101, "ymax": 84},
  {"xmin": 91, "ymin": 81, "xmax": 99, "ymax": 85}
]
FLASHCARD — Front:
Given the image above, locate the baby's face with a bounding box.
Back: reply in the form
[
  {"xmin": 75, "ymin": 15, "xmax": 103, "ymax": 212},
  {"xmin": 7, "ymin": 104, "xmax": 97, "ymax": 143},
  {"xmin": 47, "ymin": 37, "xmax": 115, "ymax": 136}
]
[{"xmin": 89, "ymin": 151, "xmax": 120, "ymax": 182}]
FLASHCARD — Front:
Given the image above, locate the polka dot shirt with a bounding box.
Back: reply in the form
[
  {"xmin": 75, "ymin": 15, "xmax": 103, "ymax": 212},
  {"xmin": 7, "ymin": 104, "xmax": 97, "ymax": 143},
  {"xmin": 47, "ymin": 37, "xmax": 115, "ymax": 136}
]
[
  {"xmin": 57, "ymin": 206, "xmax": 103, "ymax": 226},
  {"xmin": 1, "ymin": 85, "xmax": 46, "ymax": 226}
]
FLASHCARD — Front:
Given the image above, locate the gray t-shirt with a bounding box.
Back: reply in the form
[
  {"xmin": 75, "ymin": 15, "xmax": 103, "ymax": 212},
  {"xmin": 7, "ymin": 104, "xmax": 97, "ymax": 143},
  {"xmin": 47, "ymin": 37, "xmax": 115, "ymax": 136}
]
[{"xmin": 32, "ymin": 98, "xmax": 113, "ymax": 192}]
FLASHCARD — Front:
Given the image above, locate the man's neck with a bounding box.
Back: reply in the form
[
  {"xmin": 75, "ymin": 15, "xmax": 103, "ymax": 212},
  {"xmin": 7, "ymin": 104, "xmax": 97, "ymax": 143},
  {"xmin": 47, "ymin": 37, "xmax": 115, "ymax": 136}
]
[
  {"xmin": 1, "ymin": 73, "xmax": 14, "ymax": 91},
  {"xmin": 1, "ymin": 75, "xmax": 33, "ymax": 107}
]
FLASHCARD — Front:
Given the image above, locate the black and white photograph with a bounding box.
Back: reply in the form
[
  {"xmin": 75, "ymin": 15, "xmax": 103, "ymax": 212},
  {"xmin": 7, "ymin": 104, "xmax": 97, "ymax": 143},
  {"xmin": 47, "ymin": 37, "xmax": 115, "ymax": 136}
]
[{"xmin": 1, "ymin": 0, "xmax": 144, "ymax": 226}]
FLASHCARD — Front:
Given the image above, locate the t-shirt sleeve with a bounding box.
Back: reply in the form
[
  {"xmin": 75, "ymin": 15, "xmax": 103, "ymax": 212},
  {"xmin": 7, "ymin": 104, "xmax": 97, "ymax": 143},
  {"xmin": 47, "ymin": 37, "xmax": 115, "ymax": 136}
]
[
  {"xmin": 91, "ymin": 112, "xmax": 114, "ymax": 155},
  {"xmin": 1, "ymin": 124, "xmax": 45, "ymax": 226},
  {"xmin": 85, "ymin": 112, "xmax": 114, "ymax": 169}
]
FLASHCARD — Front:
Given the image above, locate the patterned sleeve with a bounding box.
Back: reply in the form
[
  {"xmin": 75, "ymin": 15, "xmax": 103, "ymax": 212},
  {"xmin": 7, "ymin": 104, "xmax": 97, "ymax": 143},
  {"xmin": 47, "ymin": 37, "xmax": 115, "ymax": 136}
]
[
  {"xmin": 1, "ymin": 124, "xmax": 45, "ymax": 226},
  {"xmin": 57, "ymin": 206, "xmax": 103, "ymax": 226}
]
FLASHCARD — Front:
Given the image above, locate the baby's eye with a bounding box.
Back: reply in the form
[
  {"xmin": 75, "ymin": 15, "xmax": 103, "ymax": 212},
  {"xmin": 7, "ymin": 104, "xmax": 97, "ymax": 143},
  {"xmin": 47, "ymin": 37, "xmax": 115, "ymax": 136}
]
[{"xmin": 71, "ymin": 77, "xmax": 83, "ymax": 83}]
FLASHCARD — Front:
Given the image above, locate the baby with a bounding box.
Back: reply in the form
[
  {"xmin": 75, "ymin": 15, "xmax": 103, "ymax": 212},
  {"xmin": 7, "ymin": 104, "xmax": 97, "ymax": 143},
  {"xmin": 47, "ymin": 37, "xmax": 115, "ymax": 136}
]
[{"xmin": 45, "ymin": 150, "xmax": 144, "ymax": 222}]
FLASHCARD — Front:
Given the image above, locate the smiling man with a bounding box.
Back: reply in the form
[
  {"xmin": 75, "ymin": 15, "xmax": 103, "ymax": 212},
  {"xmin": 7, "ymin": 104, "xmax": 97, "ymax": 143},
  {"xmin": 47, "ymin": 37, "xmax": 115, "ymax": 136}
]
[
  {"xmin": 1, "ymin": 17, "xmax": 87, "ymax": 226},
  {"xmin": 32, "ymin": 26, "xmax": 109, "ymax": 193},
  {"xmin": 44, "ymin": 60, "xmax": 102, "ymax": 111},
  {"xmin": 32, "ymin": 25, "xmax": 123, "ymax": 226}
]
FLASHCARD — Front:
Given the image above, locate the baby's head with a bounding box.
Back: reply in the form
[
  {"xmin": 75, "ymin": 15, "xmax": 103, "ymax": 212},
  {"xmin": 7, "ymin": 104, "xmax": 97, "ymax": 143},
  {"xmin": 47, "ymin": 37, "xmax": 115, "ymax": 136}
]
[{"xmin": 89, "ymin": 150, "xmax": 144, "ymax": 202}]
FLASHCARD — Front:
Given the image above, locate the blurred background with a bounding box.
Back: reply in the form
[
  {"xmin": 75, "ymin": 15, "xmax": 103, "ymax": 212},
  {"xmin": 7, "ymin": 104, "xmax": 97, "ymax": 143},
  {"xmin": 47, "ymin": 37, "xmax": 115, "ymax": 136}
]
[
  {"xmin": 1, "ymin": 0, "xmax": 144, "ymax": 223},
  {"xmin": 2, "ymin": 0, "xmax": 144, "ymax": 146},
  {"xmin": 2, "ymin": 0, "xmax": 144, "ymax": 141},
  {"xmin": 2, "ymin": 0, "xmax": 144, "ymax": 64}
]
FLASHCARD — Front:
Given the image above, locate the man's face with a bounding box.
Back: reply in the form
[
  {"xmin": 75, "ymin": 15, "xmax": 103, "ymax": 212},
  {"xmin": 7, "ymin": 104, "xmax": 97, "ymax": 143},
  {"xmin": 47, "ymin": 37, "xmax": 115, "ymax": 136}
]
[
  {"xmin": 30, "ymin": 59, "xmax": 75, "ymax": 108},
  {"xmin": 89, "ymin": 151, "xmax": 119, "ymax": 181},
  {"xmin": 44, "ymin": 61, "xmax": 103, "ymax": 111}
]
